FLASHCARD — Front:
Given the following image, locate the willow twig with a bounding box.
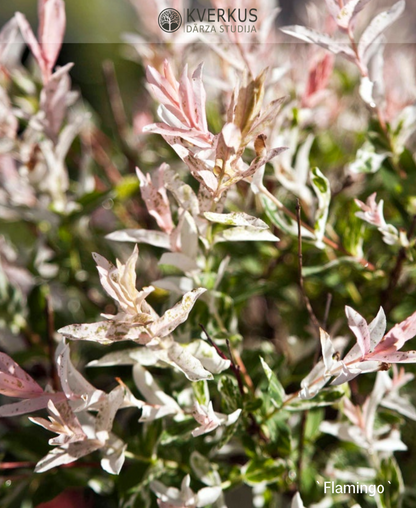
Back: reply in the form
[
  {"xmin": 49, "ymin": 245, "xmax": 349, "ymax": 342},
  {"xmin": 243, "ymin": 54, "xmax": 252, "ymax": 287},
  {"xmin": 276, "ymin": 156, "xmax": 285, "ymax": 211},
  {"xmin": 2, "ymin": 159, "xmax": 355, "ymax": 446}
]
[
  {"xmin": 102, "ymin": 60, "xmax": 137, "ymax": 172},
  {"xmin": 45, "ymin": 294, "xmax": 59, "ymax": 392},
  {"xmin": 199, "ymin": 324, "xmax": 245, "ymax": 396},
  {"xmin": 296, "ymin": 199, "xmax": 321, "ymax": 334},
  {"xmin": 260, "ymin": 186, "xmax": 376, "ymax": 271}
]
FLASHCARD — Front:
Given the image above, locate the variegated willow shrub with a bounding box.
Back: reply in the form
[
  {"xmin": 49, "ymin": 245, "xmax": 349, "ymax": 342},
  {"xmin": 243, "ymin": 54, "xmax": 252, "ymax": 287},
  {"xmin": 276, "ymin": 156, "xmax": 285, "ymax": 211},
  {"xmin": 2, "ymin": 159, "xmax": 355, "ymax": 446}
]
[{"xmin": 1, "ymin": 0, "xmax": 416, "ymax": 506}]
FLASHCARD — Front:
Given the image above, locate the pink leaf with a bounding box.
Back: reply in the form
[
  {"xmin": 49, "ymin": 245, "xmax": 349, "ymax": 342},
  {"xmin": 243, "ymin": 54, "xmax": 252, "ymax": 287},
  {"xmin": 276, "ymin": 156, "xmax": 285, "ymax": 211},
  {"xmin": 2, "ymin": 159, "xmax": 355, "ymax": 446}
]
[
  {"xmin": 0, "ymin": 392, "xmax": 66, "ymax": 417},
  {"xmin": 16, "ymin": 0, "xmax": 65, "ymax": 83},
  {"xmin": 38, "ymin": 0, "xmax": 66, "ymax": 75},
  {"xmin": 0, "ymin": 352, "xmax": 43, "ymax": 398},
  {"xmin": 15, "ymin": 12, "xmax": 46, "ymax": 79},
  {"xmin": 192, "ymin": 63, "xmax": 208, "ymax": 133},
  {"xmin": 345, "ymin": 306, "xmax": 371, "ymax": 357},
  {"xmin": 372, "ymin": 310, "xmax": 416, "ymax": 356},
  {"xmin": 136, "ymin": 165, "xmax": 174, "ymax": 234}
]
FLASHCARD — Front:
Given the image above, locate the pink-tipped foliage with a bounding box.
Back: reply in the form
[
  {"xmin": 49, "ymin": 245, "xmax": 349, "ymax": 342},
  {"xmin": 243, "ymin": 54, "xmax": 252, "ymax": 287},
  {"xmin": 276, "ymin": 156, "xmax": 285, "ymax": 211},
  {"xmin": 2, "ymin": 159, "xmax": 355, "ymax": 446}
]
[
  {"xmin": 144, "ymin": 60, "xmax": 213, "ymax": 148},
  {"xmin": 16, "ymin": 0, "xmax": 66, "ymax": 83}
]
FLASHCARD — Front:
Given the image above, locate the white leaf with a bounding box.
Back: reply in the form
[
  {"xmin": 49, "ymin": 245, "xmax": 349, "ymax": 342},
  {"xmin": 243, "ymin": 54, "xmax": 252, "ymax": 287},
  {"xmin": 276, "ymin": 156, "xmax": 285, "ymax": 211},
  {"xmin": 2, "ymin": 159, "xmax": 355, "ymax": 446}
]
[
  {"xmin": 320, "ymin": 329, "xmax": 338, "ymax": 373},
  {"xmin": 106, "ymin": 229, "xmax": 171, "ymax": 249},
  {"xmin": 163, "ymin": 342, "xmax": 213, "ymax": 381},
  {"xmin": 133, "ymin": 363, "xmax": 181, "ymax": 413},
  {"xmin": 291, "ymin": 492, "xmax": 306, "ymax": 508},
  {"xmin": 198, "ymin": 170, "xmax": 218, "ymax": 192},
  {"xmin": 345, "ymin": 306, "xmax": 371, "ymax": 357},
  {"xmin": 280, "ymin": 25, "xmax": 356, "ymax": 61},
  {"xmin": 294, "ymin": 134, "xmax": 314, "ymax": 192},
  {"xmin": 358, "ymin": 0, "xmax": 405, "ymax": 65},
  {"xmin": 56, "ymin": 342, "xmax": 104, "ymax": 411},
  {"xmin": 359, "ymin": 76, "xmax": 376, "ymax": 107},
  {"xmin": 325, "ymin": 0, "xmax": 341, "ymax": 19},
  {"xmin": 214, "ymin": 226, "xmax": 279, "ymax": 243},
  {"xmin": 299, "ymin": 361, "xmax": 328, "ymax": 399},
  {"xmin": 149, "ymin": 288, "xmax": 206, "ymax": 338},
  {"xmin": 101, "ymin": 437, "xmax": 127, "ymax": 475},
  {"xmin": 204, "ymin": 212, "xmax": 268, "ymax": 229},
  {"xmin": 349, "ymin": 141, "xmax": 387, "ymax": 174},
  {"xmin": 368, "ymin": 307, "xmax": 386, "ymax": 350},
  {"xmin": 373, "ymin": 429, "xmax": 407, "ymax": 452},
  {"xmin": 153, "ymin": 276, "xmax": 195, "ymax": 295},
  {"xmin": 331, "ymin": 361, "xmax": 380, "ymax": 385},
  {"xmin": 87, "ymin": 347, "xmax": 161, "ymax": 368},
  {"xmin": 382, "ymin": 395, "xmax": 416, "ymax": 421},
  {"xmin": 196, "ymin": 486, "xmax": 223, "ymax": 507},
  {"xmin": 95, "ymin": 386, "xmax": 125, "ymax": 442},
  {"xmin": 221, "ymin": 123, "xmax": 242, "ymax": 151},
  {"xmin": 58, "ymin": 320, "xmax": 147, "ymax": 345},
  {"xmin": 179, "ymin": 211, "xmax": 199, "ymax": 259},
  {"xmin": 185, "ymin": 340, "xmax": 231, "ymax": 374},
  {"xmin": 336, "ymin": 0, "xmax": 374, "ymax": 29},
  {"xmin": 159, "ymin": 252, "xmax": 199, "ymax": 272},
  {"xmin": 35, "ymin": 439, "xmax": 103, "ymax": 473},
  {"xmin": 164, "ymin": 166, "xmax": 199, "ymax": 216}
]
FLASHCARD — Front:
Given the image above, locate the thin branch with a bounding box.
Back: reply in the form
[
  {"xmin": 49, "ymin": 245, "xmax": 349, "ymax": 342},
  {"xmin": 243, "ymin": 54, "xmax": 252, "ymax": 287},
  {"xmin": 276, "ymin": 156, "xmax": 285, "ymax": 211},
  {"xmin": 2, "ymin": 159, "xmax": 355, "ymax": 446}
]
[
  {"xmin": 233, "ymin": 351, "xmax": 255, "ymax": 393},
  {"xmin": 102, "ymin": 60, "xmax": 137, "ymax": 172},
  {"xmin": 295, "ymin": 202, "xmax": 322, "ymax": 489},
  {"xmin": 45, "ymin": 294, "xmax": 59, "ymax": 392},
  {"xmin": 297, "ymin": 411, "xmax": 307, "ymax": 490},
  {"xmin": 322, "ymin": 293, "xmax": 333, "ymax": 330},
  {"xmin": 260, "ymin": 186, "xmax": 376, "ymax": 271},
  {"xmin": 0, "ymin": 462, "xmax": 34, "ymax": 470},
  {"xmin": 200, "ymin": 325, "xmax": 268, "ymax": 442},
  {"xmin": 296, "ymin": 199, "xmax": 321, "ymax": 334},
  {"xmin": 199, "ymin": 324, "xmax": 245, "ymax": 396}
]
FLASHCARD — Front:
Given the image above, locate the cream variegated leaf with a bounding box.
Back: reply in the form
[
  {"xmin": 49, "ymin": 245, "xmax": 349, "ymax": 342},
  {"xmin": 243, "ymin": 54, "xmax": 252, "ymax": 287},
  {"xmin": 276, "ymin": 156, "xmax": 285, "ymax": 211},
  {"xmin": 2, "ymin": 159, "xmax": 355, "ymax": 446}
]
[
  {"xmin": 204, "ymin": 212, "xmax": 269, "ymax": 230},
  {"xmin": 58, "ymin": 320, "xmax": 148, "ymax": 345},
  {"xmin": 149, "ymin": 288, "xmax": 206, "ymax": 338}
]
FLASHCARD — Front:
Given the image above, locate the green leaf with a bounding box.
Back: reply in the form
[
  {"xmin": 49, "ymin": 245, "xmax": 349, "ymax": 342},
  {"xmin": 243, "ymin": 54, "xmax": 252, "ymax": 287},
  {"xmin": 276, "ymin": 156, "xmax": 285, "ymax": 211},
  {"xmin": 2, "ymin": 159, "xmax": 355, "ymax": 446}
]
[
  {"xmin": 260, "ymin": 356, "xmax": 285, "ymax": 409},
  {"xmin": 118, "ymin": 461, "xmax": 152, "ymax": 496},
  {"xmin": 70, "ymin": 189, "xmax": 112, "ymax": 218},
  {"xmin": 302, "ymin": 257, "xmax": 358, "ymax": 276},
  {"xmin": 285, "ymin": 387, "xmax": 345, "ymax": 411},
  {"xmin": 116, "ymin": 175, "xmax": 141, "ymax": 200},
  {"xmin": 310, "ymin": 167, "xmax": 330, "ymax": 249},
  {"xmin": 243, "ymin": 458, "xmax": 286, "ymax": 485},
  {"xmin": 349, "ymin": 141, "xmax": 387, "ymax": 174},
  {"xmin": 260, "ymin": 194, "xmax": 315, "ymax": 240},
  {"xmin": 399, "ymin": 147, "xmax": 416, "ymax": 175},
  {"xmin": 337, "ymin": 204, "xmax": 365, "ymax": 258},
  {"xmin": 140, "ymin": 419, "xmax": 163, "ymax": 458},
  {"xmin": 305, "ymin": 409, "xmax": 324, "ymax": 441},
  {"xmin": 160, "ymin": 418, "xmax": 196, "ymax": 445},
  {"xmin": 218, "ymin": 375, "xmax": 242, "ymax": 413},
  {"xmin": 190, "ymin": 451, "xmax": 219, "ymax": 486},
  {"xmin": 193, "ymin": 380, "xmax": 210, "ymax": 406},
  {"xmin": 244, "ymin": 397, "xmax": 263, "ymax": 412},
  {"xmin": 264, "ymin": 414, "xmax": 292, "ymax": 457},
  {"xmin": 376, "ymin": 457, "xmax": 403, "ymax": 508},
  {"xmin": 216, "ymin": 418, "xmax": 241, "ymax": 450}
]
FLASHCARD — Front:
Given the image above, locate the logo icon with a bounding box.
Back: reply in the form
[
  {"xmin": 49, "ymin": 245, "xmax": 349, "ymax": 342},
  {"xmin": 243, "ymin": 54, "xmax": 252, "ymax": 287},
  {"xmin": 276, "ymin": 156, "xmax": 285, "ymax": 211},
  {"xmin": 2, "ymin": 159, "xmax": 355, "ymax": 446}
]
[{"xmin": 158, "ymin": 8, "xmax": 182, "ymax": 33}]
